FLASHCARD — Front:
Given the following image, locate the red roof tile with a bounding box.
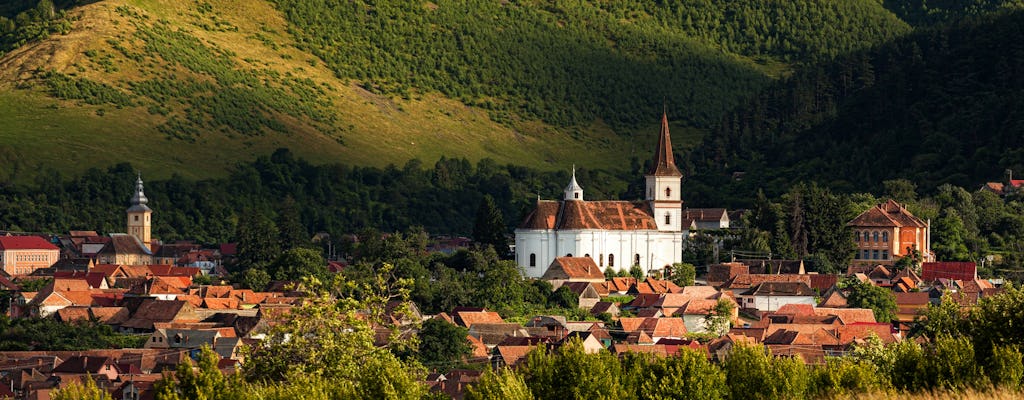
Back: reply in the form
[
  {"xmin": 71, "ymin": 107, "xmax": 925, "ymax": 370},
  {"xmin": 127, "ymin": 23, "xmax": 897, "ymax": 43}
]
[{"xmin": 0, "ymin": 236, "xmax": 58, "ymax": 250}]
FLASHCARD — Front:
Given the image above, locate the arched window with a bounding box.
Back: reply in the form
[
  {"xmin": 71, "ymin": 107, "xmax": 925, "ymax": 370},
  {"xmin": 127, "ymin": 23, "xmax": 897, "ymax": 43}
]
[
  {"xmin": 566, "ymin": 253, "xmax": 573, "ymax": 257},
  {"xmin": 584, "ymin": 253, "xmax": 591, "ymax": 258},
  {"xmin": 634, "ymin": 254, "xmax": 641, "ymax": 266},
  {"xmin": 665, "ymin": 213, "xmax": 671, "ymax": 225},
  {"xmin": 873, "ymin": 232, "xmax": 879, "ymax": 242},
  {"xmin": 855, "ymin": 231, "xmax": 860, "ymax": 242},
  {"xmin": 665, "ymin": 187, "xmax": 672, "ymax": 198},
  {"xmin": 599, "ymin": 254, "xmax": 604, "ymax": 267},
  {"xmin": 529, "ymin": 253, "xmax": 536, "ymax": 267},
  {"xmin": 608, "ymin": 254, "xmax": 615, "ymax": 267},
  {"xmin": 882, "ymin": 232, "xmax": 889, "ymax": 242},
  {"xmin": 864, "ymin": 232, "xmax": 870, "ymax": 242}
]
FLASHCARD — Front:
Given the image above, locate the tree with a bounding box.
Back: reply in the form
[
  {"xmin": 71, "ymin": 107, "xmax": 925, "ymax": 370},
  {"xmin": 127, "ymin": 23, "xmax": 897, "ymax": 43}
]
[
  {"xmin": 472, "ymin": 195, "xmax": 508, "ymax": 254},
  {"xmin": 704, "ymin": 298, "xmax": 735, "ymax": 335},
  {"xmin": 155, "ymin": 346, "xmax": 245, "ymax": 400},
  {"xmin": 418, "ymin": 318, "xmax": 474, "ymax": 371},
  {"xmin": 465, "ymin": 370, "xmax": 534, "ymax": 400},
  {"xmin": 519, "ymin": 338, "xmax": 626, "ymax": 399},
  {"xmin": 934, "ymin": 207, "xmax": 970, "ymax": 261},
  {"xmin": 629, "ymin": 264, "xmax": 645, "ymax": 281},
  {"xmin": 722, "ymin": 344, "xmax": 809, "ymax": 400},
  {"xmin": 548, "ymin": 285, "xmax": 579, "ymax": 309},
  {"xmin": 634, "ymin": 349, "xmax": 727, "ymax": 400},
  {"xmin": 846, "ymin": 280, "xmax": 897, "ymax": 323},
  {"xmin": 244, "ymin": 264, "xmax": 426, "ymax": 400},
  {"xmin": 240, "ymin": 267, "xmax": 270, "ymax": 291},
  {"xmin": 276, "ymin": 196, "xmax": 308, "ymax": 250},
  {"xmin": 669, "ymin": 262, "xmax": 695, "ymax": 287},
  {"xmin": 269, "ymin": 247, "xmax": 327, "ymax": 281},
  {"xmin": 883, "ymin": 179, "xmax": 917, "ymax": 203},
  {"xmin": 235, "ymin": 208, "xmax": 280, "ymax": 270},
  {"xmin": 910, "ymin": 293, "xmax": 965, "ymax": 340},
  {"xmin": 53, "ymin": 374, "xmax": 112, "ymax": 400}
]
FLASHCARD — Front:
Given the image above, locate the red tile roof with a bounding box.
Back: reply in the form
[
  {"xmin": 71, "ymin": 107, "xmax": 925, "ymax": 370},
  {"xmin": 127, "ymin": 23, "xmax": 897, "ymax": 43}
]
[
  {"xmin": 0, "ymin": 236, "xmax": 58, "ymax": 250},
  {"xmin": 519, "ymin": 201, "xmax": 658, "ymax": 230},
  {"xmin": 541, "ymin": 257, "xmax": 605, "ymax": 281},
  {"xmin": 848, "ymin": 199, "xmax": 927, "ymax": 228},
  {"xmin": 922, "ymin": 262, "xmax": 977, "ymax": 281}
]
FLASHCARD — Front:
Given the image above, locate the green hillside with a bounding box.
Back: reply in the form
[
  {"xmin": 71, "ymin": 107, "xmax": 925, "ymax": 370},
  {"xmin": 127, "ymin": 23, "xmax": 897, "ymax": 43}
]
[
  {"xmin": 0, "ymin": 0, "xmax": 911, "ymax": 180},
  {"xmin": 687, "ymin": 9, "xmax": 1024, "ymax": 203}
]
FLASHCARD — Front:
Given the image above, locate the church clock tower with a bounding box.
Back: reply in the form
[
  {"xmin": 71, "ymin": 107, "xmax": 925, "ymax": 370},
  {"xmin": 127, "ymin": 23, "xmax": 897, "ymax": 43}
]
[
  {"xmin": 126, "ymin": 174, "xmax": 152, "ymax": 250},
  {"xmin": 645, "ymin": 112, "xmax": 683, "ymax": 231}
]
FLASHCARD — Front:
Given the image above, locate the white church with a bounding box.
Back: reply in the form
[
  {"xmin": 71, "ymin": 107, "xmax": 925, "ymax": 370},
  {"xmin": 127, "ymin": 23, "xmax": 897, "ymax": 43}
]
[{"xmin": 515, "ymin": 113, "xmax": 689, "ymax": 278}]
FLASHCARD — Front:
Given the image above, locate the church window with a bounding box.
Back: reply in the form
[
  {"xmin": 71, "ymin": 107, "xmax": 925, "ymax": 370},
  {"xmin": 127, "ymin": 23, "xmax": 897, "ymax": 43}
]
[
  {"xmin": 574, "ymin": 193, "xmax": 579, "ymax": 199},
  {"xmin": 634, "ymin": 254, "xmax": 641, "ymax": 266},
  {"xmin": 585, "ymin": 253, "xmax": 590, "ymax": 259},
  {"xmin": 566, "ymin": 253, "xmax": 573, "ymax": 257},
  {"xmin": 665, "ymin": 213, "xmax": 671, "ymax": 225},
  {"xmin": 665, "ymin": 187, "xmax": 671, "ymax": 198},
  {"xmin": 608, "ymin": 254, "xmax": 615, "ymax": 267},
  {"xmin": 599, "ymin": 254, "xmax": 604, "ymax": 267},
  {"xmin": 882, "ymin": 232, "xmax": 889, "ymax": 242},
  {"xmin": 529, "ymin": 254, "xmax": 536, "ymax": 267}
]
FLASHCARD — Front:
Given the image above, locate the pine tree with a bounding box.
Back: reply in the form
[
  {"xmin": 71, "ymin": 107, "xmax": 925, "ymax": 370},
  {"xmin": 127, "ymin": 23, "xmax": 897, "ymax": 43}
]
[{"xmin": 472, "ymin": 195, "xmax": 508, "ymax": 255}]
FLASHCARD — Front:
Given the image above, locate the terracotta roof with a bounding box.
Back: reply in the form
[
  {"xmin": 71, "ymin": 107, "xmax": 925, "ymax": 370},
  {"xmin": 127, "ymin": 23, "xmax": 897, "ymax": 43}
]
[
  {"xmin": 121, "ymin": 300, "xmax": 194, "ymax": 331},
  {"xmin": 453, "ymin": 310, "xmax": 504, "ymax": 328},
  {"xmin": 606, "ymin": 277, "xmax": 636, "ymax": 293},
  {"xmin": 630, "ymin": 278, "xmax": 681, "ymax": 294},
  {"xmin": 53, "ymin": 356, "xmax": 116, "ymax": 374},
  {"xmin": 707, "ymin": 263, "xmax": 749, "ymax": 286},
  {"xmin": 619, "ymin": 317, "xmax": 687, "ymax": 338},
  {"xmin": 741, "ymin": 282, "xmax": 816, "ymax": 296},
  {"xmin": 53, "ymin": 271, "xmax": 107, "ymax": 289},
  {"xmin": 848, "ymin": 199, "xmax": 927, "ymax": 228},
  {"xmin": 202, "ymin": 298, "xmax": 240, "ymax": 310},
  {"xmin": 647, "ymin": 112, "xmax": 682, "ymax": 177},
  {"xmin": 541, "ymin": 257, "xmax": 605, "ymax": 281},
  {"xmin": 495, "ymin": 345, "xmax": 535, "ymax": 367},
  {"xmin": 724, "ymin": 274, "xmax": 811, "ymax": 290},
  {"xmin": 89, "ymin": 307, "xmax": 130, "ymax": 325},
  {"xmin": 626, "ymin": 293, "xmax": 663, "ymax": 308},
  {"xmin": 678, "ymin": 300, "xmax": 720, "ymax": 316},
  {"xmin": 0, "ymin": 236, "xmax": 58, "ymax": 250},
  {"xmin": 100, "ymin": 234, "xmax": 152, "ymax": 256},
  {"xmin": 818, "ymin": 288, "xmax": 848, "ymax": 308},
  {"xmin": 809, "ymin": 275, "xmax": 839, "ymax": 291},
  {"xmin": 49, "ymin": 278, "xmax": 91, "ymax": 293},
  {"xmin": 922, "ymin": 262, "xmax": 977, "ymax": 281},
  {"xmin": 519, "ymin": 201, "xmax": 659, "ymax": 230},
  {"xmin": 683, "ymin": 209, "xmax": 728, "ymax": 222}
]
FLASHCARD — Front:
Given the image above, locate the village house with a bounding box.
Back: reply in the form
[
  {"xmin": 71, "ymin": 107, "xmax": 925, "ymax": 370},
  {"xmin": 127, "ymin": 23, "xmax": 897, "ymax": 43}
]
[
  {"xmin": 848, "ymin": 199, "xmax": 934, "ymax": 266},
  {"xmin": 0, "ymin": 236, "xmax": 60, "ymax": 276}
]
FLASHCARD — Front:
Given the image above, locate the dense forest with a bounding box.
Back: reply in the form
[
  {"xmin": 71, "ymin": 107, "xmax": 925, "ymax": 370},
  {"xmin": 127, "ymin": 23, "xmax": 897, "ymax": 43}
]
[
  {"xmin": 690, "ymin": 9, "xmax": 1024, "ymax": 199},
  {"xmin": 269, "ymin": 0, "xmax": 908, "ymax": 128}
]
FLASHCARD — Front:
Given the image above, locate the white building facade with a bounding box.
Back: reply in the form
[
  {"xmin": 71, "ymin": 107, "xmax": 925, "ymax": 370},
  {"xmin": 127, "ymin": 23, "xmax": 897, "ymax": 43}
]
[{"xmin": 515, "ymin": 113, "xmax": 687, "ymax": 278}]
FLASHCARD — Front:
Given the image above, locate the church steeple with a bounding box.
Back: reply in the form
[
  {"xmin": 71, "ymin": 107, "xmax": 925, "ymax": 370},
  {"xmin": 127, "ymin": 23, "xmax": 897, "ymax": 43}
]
[
  {"xmin": 127, "ymin": 174, "xmax": 152, "ymax": 250},
  {"xmin": 647, "ymin": 111, "xmax": 682, "ymax": 177},
  {"xmin": 564, "ymin": 165, "xmax": 583, "ymax": 201}
]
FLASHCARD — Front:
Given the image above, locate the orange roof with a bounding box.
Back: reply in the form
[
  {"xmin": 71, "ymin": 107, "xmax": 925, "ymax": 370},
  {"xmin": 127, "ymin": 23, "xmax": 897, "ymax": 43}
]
[
  {"xmin": 519, "ymin": 201, "xmax": 658, "ymax": 230},
  {"xmin": 176, "ymin": 295, "xmax": 203, "ymax": 307},
  {"xmin": 541, "ymin": 257, "xmax": 604, "ymax": 281},
  {"xmin": 496, "ymin": 345, "xmax": 535, "ymax": 367},
  {"xmin": 724, "ymin": 274, "xmax": 811, "ymax": 290},
  {"xmin": 455, "ymin": 311, "xmax": 504, "ymax": 328},
  {"xmin": 50, "ymin": 279, "xmax": 92, "ymax": 293},
  {"xmin": 202, "ymin": 298, "xmax": 240, "ymax": 310},
  {"xmin": 848, "ymin": 199, "xmax": 927, "ymax": 228}
]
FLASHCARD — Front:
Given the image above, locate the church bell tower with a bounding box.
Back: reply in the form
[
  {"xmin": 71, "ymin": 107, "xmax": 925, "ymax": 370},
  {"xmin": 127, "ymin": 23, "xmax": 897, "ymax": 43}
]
[
  {"xmin": 645, "ymin": 112, "xmax": 683, "ymax": 231},
  {"xmin": 126, "ymin": 174, "xmax": 152, "ymax": 250}
]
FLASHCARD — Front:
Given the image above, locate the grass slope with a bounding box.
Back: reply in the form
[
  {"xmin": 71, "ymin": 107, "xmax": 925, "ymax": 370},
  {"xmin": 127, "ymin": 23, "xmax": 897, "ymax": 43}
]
[{"xmin": 0, "ymin": 0, "xmax": 653, "ymax": 180}]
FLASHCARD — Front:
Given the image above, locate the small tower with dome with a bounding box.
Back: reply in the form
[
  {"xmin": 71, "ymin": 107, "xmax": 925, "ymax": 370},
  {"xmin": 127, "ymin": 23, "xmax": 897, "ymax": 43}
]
[{"xmin": 126, "ymin": 174, "xmax": 152, "ymax": 250}]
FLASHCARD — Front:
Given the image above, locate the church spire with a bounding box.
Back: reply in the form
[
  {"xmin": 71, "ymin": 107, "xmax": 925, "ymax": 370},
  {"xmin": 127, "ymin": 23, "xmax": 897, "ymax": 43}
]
[
  {"xmin": 130, "ymin": 174, "xmax": 149, "ymax": 209},
  {"xmin": 564, "ymin": 165, "xmax": 583, "ymax": 201},
  {"xmin": 647, "ymin": 111, "xmax": 682, "ymax": 177}
]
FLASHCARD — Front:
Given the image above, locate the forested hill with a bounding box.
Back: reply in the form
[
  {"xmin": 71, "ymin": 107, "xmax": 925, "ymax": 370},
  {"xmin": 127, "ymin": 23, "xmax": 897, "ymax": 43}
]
[
  {"xmin": 687, "ymin": 9, "xmax": 1024, "ymax": 203},
  {"xmin": 0, "ymin": 0, "xmax": 910, "ymax": 180}
]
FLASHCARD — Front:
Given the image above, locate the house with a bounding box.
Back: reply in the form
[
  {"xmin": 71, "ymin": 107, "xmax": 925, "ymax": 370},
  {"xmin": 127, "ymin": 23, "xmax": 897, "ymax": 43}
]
[
  {"xmin": 560, "ymin": 282, "xmax": 602, "ymax": 310},
  {"xmin": 515, "ymin": 113, "xmax": 688, "ymax": 278},
  {"xmin": 468, "ymin": 323, "xmax": 530, "ymax": 349},
  {"xmin": 540, "ymin": 257, "xmax": 605, "ymax": 288},
  {"xmin": 96, "ymin": 234, "xmax": 153, "ymax": 266},
  {"xmin": 52, "ymin": 356, "xmax": 120, "ymax": 382},
  {"xmin": 818, "ymin": 287, "xmax": 848, "ymax": 308},
  {"xmin": 738, "ymin": 282, "xmax": 817, "ymax": 312},
  {"xmin": 0, "ymin": 236, "xmax": 60, "ymax": 276},
  {"xmin": 721, "ymin": 274, "xmax": 812, "ymax": 298},
  {"xmin": 735, "ymin": 259, "xmax": 805, "ymax": 275},
  {"xmin": 590, "ymin": 301, "xmax": 620, "ymax": 319},
  {"xmin": 627, "ymin": 278, "xmax": 681, "ymax": 295},
  {"xmin": 557, "ymin": 331, "xmax": 605, "ymax": 354},
  {"xmin": 619, "ymin": 317, "xmax": 687, "ymax": 341},
  {"xmin": 451, "ymin": 308, "xmax": 504, "ymax": 329},
  {"xmin": 707, "ymin": 263, "xmax": 749, "ymax": 288},
  {"xmin": 684, "ymin": 208, "xmax": 730, "ymax": 230},
  {"xmin": 848, "ymin": 199, "xmax": 933, "ymax": 266},
  {"xmin": 120, "ymin": 299, "xmax": 198, "ymax": 333},
  {"xmin": 922, "ymin": 262, "xmax": 977, "ymax": 281}
]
